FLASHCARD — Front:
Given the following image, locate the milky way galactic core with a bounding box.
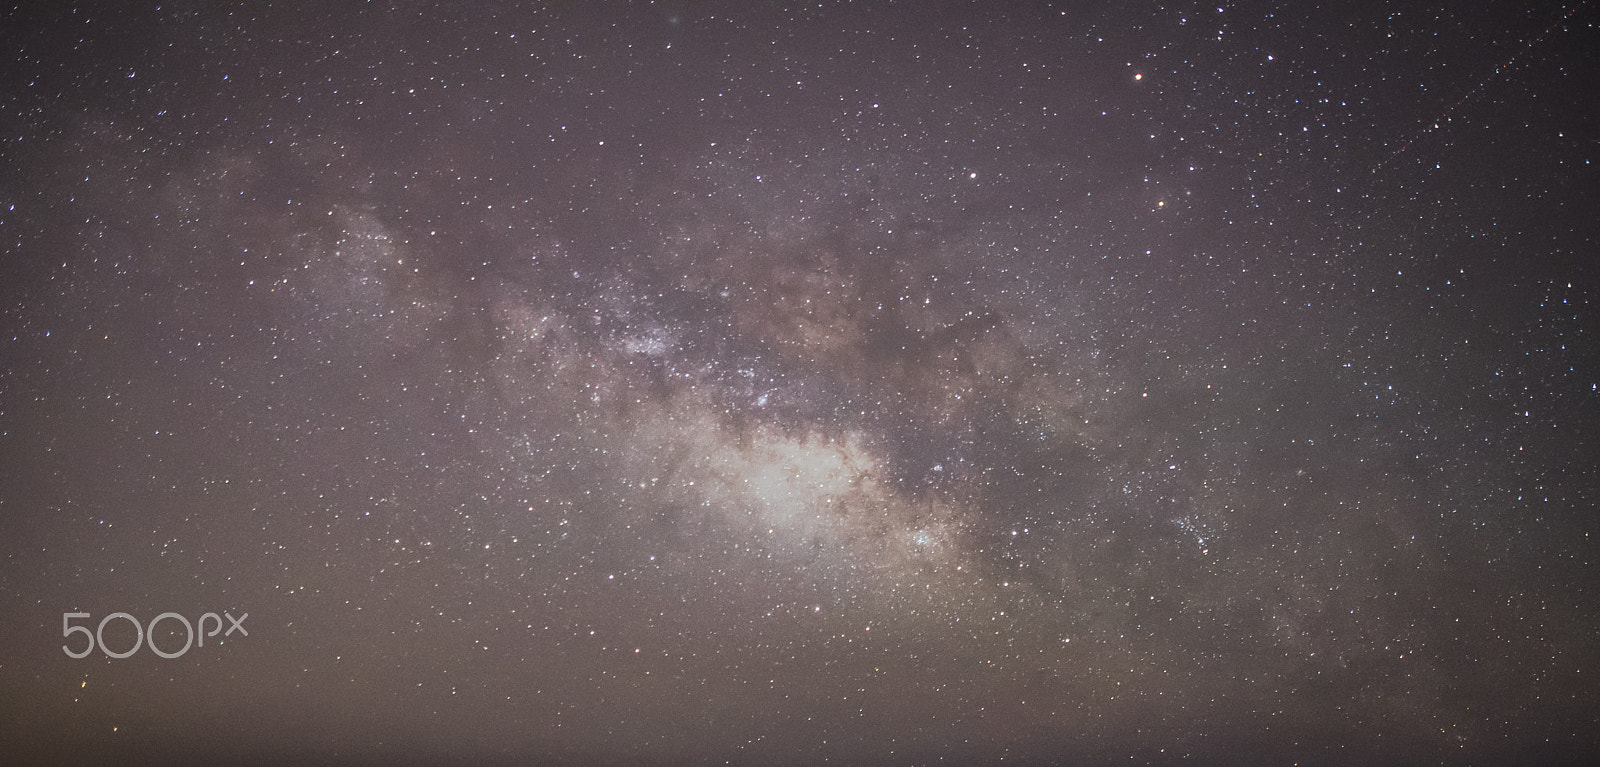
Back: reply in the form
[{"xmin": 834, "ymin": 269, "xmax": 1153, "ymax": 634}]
[{"xmin": 3, "ymin": 2, "xmax": 1597, "ymax": 765}]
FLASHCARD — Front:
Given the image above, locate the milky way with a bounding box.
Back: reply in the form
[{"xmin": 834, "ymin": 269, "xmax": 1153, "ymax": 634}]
[{"xmin": 3, "ymin": 2, "xmax": 1598, "ymax": 765}]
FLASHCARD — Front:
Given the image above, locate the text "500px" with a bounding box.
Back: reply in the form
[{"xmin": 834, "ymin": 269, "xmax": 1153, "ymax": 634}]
[{"xmin": 63, "ymin": 611, "xmax": 248, "ymax": 659}]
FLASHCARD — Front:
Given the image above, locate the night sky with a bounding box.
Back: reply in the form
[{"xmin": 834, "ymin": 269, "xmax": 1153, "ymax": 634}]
[{"xmin": 3, "ymin": 2, "xmax": 1598, "ymax": 765}]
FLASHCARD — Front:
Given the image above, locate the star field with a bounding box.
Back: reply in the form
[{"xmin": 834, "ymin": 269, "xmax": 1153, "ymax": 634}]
[{"xmin": 2, "ymin": 2, "xmax": 1598, "ymax": 765}]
